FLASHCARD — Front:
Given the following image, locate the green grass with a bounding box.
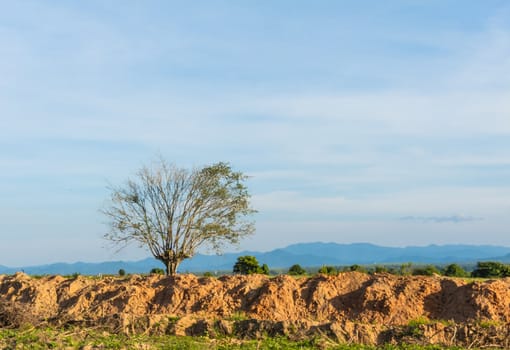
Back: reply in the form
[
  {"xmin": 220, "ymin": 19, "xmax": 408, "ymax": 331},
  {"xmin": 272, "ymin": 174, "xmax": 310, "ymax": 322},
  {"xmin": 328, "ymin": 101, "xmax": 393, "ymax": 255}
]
[
  {"xmin": 476, "ymin": 319, "xmax": 502, "ymax": 328},
  {"xmin": 227, "ymin": 311, "xmax": 249, "ymax": 322},
  {"xmin": 0, "ymin": 328, "xmax": 471, "ymax": 350}
]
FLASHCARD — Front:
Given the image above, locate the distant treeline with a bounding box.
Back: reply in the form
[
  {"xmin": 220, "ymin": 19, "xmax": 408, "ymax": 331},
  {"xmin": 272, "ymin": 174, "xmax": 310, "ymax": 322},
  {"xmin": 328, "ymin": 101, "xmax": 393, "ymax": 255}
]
[
  {"xmin": 302, "ymin": 261, "xmax": 510, "ymax": 278},
  {"xmin": 190, "ymin": 256, "xmax": 510, "ymax": 279},
  {"xmin": 23, "ymin": 259, "xmax": 510, "ymax": 279},
  {"xmin": 205, "ymin": 256, "xmax": 510, "ymax": 278}
]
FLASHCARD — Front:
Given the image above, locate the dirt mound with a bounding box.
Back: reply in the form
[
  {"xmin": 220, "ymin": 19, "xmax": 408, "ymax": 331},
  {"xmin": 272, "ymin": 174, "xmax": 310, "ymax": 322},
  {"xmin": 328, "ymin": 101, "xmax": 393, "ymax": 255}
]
[{"xmin": 1, "ymin": 272, "xmax": 509, "ymax": 346}]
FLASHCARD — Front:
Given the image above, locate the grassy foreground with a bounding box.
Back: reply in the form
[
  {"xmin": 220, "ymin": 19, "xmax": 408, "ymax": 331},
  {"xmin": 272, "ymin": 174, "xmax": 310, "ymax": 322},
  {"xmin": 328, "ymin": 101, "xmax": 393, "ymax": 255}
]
[{"xmin": 0, "ymin": 327, "xmax": 469, "ymax": 350}]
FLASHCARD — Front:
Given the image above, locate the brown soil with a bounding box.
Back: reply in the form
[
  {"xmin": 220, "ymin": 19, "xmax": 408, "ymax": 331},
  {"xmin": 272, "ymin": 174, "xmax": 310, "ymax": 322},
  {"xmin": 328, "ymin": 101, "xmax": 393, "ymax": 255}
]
[{"xmin": 1, "ymin": 272, "xmax": 509, "ymax": 347}]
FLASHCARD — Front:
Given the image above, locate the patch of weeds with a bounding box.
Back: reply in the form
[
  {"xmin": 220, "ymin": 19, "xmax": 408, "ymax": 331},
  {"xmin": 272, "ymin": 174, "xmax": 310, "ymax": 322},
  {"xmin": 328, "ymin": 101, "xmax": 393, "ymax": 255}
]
[
  {"xmin": 0, "ymin": 327, "xmax": 471, "ymax": 350},
  {"xmin": 404, "ymin": 317, "xmax": 430, "ymax": 338},
  {"xmin": 255, "ymin": 336, "xmax": 317, "ymax": 349},
  {"xmin": 407, "ymin": 316, "xmax": 430, "ymax": 327},
  {"xmin": 228, "ymin": 311, "xmax": 248, "ymax": 321},
  {"xmin": 381, "ymin": 346, "xmax": 464, "ymax": 350},
  {"xmin": 462, "ymin": 277, "xmax": 488, "ymax": 284},
  {"xmin": 162, "ymin": 315, "xmax": 181, "ymax": 334},
  {"xmin": 436, "ymin": 319, "xmax": 454, "ymax": 327},
  {"xmin": 1, "ymin": 328, "xmax": 42, "ymax": 349},
  {"xmin": 477, "ymin": 319, "xmax": 501, "ymax": 328},
  {"xmin": 30, "ymin": 274, "xmax": 47, "ymax": 279},
  {"xmin": 90, "ymin": 333, "xmax": 129, "ymax": 349},
  {"xmin": 167, "ymin": 315, "xmax": 181, "ymax": 324}
]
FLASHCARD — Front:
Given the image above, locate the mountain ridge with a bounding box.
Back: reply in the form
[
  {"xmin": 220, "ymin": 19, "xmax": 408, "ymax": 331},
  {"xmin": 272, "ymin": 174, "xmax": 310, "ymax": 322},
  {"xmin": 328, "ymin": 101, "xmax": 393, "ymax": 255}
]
[{"xmin": 1, "ymin": 242, "xmax": 510, "ymax": 275}]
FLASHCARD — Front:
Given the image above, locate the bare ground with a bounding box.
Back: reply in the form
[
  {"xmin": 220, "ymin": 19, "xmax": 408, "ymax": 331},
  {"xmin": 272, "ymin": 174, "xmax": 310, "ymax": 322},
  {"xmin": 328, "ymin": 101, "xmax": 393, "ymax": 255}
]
[{"xmin": 1, "ymin": 272, "xmax": 509, "ymax": 347}]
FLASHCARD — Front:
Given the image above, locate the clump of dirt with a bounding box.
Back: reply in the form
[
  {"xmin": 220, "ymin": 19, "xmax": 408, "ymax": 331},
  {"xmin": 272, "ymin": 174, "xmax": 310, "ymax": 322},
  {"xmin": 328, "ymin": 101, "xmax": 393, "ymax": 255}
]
[{"xmin": 1, "ymin": 272, "xmax": 509, "ymax": 346}]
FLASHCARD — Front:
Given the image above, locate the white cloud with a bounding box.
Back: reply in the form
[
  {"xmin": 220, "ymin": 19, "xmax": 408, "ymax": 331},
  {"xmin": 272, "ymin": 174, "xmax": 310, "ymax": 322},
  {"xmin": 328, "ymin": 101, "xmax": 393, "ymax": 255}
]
[{"xmin": 252, "ymin": 187, "xmax": 510, "ymax": 219}]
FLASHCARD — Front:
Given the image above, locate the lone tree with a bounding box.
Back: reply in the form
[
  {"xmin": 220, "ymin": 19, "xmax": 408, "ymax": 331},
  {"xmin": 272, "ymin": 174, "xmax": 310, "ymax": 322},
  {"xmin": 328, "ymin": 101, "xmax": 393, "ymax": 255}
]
[{"xmin": 102, "ymin": 159, "xmax": 256, "ymax": 275}]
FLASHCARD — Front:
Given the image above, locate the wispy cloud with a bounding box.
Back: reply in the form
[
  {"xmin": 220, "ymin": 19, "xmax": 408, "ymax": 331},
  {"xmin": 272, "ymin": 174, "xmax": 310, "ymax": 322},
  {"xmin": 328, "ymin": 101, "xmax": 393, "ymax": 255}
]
[
  {"xmin": 399, "ymin": 215, "xmax": 484, "ymax": 224},
  {"xmin": 252, "ymin": 188, "xmax": 509, "ymax": 220}
]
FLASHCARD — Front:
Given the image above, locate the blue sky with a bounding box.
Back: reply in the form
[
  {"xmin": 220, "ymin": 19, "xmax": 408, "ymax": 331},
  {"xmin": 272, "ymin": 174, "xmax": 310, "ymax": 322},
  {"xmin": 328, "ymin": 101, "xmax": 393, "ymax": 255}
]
[{"xmin": 1, "ymin": 1, "xmax": 510, "ymax": 266}]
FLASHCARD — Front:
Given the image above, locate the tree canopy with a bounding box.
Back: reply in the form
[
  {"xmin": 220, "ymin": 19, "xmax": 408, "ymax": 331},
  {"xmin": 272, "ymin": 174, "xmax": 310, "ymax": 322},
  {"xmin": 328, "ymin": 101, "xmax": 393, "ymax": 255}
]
[
  {"xmin": 102, "ymin": 159, "xmax": 256, "ymax": 275},
  {"xmin": 233, "ymin": 256, "xmax": 268, "ymax": 275},
  {"xmin": 443, "ymin": 263, "xmax": 467, "ymax": 277},
  {"xmin": 471, "ymin": 261, "xmax": 510, "ymax": 278},
  {"xmin": 288, "ymin": 264, "xmax": 306, "ymax": 276}
]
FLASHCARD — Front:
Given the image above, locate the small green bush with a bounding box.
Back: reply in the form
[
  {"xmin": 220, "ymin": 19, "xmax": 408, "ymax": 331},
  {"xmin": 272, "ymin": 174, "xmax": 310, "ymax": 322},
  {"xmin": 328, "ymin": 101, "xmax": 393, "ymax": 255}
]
[
  {"xmin": 233, "ymin": 256, "xmax": 269, "ymax": 275},
  {"xmin": 349, "ymin": 264, "xmax": 367, "ymax": 273},
  {"xmin": 399, "ymin": 263, "xmax": 413, "ymax": 276},
  {"xmin": 442, "ymin": 263, "xmax": 467, "ymax": 277},
  {"xmin": 150, "ymin": 268, "xmax": 165, "ymax": 275},
  {"xmin": 317, "ymin": 265, "xmax": 337, "ymax": 275},
  {"xmin": 288, "ymin": 264, "xmax": 306, "ymax": 276},
  {"xmin": 412, "ymin": 265, "xmax": 440, "ymax": 276},
  {"xmin": 374, "ymin": 266, "xmax": 388, "ymax": 273}
]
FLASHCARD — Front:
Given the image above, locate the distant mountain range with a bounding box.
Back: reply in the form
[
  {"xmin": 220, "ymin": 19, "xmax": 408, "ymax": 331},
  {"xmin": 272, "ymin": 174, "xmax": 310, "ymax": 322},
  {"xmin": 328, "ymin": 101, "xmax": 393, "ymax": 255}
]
[{"xmin": 1, "ymin": 242, "xmax": 510, "ymax": 275}]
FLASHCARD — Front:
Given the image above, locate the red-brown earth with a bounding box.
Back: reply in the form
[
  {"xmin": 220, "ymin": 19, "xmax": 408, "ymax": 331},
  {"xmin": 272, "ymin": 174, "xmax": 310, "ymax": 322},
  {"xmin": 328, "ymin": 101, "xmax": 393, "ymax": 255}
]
[{"xmin": 1, "ymin": 272, "xmax": 509, "ymax": 347}]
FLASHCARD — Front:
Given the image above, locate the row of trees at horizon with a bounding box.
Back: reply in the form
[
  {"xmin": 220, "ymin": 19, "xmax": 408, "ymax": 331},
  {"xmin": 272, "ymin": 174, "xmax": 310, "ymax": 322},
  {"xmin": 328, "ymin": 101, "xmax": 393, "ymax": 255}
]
[
  {"xmin": 230, "ymin": 257, "xmax": 510, "ymax": 278},
  {"xmin": 119, "ymin": 257, "xmax": 510, "ymax": 279}
]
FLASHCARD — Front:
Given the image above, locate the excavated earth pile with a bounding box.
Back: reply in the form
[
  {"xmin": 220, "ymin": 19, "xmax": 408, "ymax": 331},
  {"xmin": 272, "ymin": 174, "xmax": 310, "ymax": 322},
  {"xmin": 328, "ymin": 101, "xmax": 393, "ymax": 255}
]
[{"xmin": 1, "ymin": 272, "xmax": 509, "ymax": 347}]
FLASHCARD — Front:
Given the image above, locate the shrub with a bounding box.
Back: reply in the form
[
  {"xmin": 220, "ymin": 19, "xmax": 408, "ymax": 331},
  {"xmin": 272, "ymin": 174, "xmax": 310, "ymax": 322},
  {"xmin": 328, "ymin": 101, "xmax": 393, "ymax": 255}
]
[
  {"xmin": 288, "ymin": 264, "xmax": 306, "ymax": 276},
  {"xmin": 118, "ymin": 269, "xmax": 126, "ymax": 276},
  {"xmin": 443, "ymin": 263, "xmax": 467, "ymax": 277},
  {"xmin": 412, "ymin": 265, "xmax": 440, "ymax": 276},
  {"xmin": 150, "ymin": 268, "xmax": 165, "ymax": 275},
  {"xmin": 374, "ymin": 265, "xmax": 388, "ymax": 273},
  {"xmin": 349, "ymin": 264, "xmax": 367, "ymax": 273},
  {"xmin": 318, "ymin": 265, "xmax": 337, "ymax": 275},
  {"xmin": 405, "ymin": 316, "xmax": 430, "ymax": 337},
  {"xmin": 233, "ymin": 256, "xmax": 269, "ymax": 275},
  {"xmin": 472, "ymin": 261, "xmax": 510, "ymax": 278},
  {"xmin": 387, "ymin": 267, "xmax": 399, "ymax": 275},
  {"xmin": 399, "ymin": 262, "xmax": 413, "ymax": 276}
]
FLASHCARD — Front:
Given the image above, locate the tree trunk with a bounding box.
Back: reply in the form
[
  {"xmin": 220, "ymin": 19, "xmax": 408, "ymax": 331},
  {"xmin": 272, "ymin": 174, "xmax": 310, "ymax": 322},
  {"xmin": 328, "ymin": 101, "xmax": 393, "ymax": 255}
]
[{"xmin": 165, "ymin": 259, "xmax": 181, "ymax": 276}]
